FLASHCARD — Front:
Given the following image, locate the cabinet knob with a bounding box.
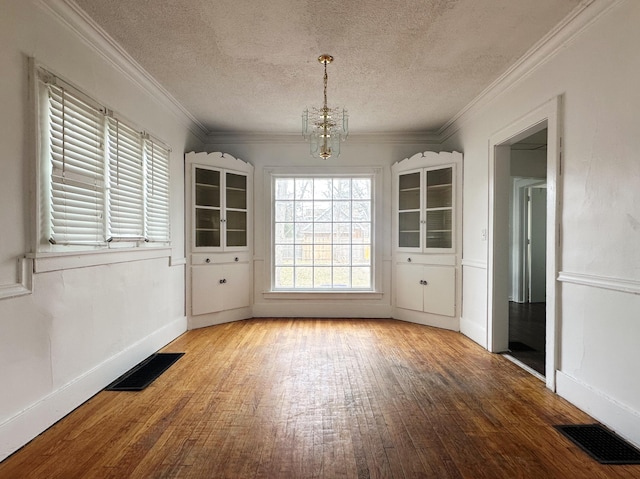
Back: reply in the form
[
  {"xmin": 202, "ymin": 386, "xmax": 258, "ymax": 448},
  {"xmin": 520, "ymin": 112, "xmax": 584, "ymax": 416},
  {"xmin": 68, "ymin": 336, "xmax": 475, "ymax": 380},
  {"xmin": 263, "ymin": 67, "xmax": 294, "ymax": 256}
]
[
  {"xmin": 407, "ymin": 257, "xmax": 412, "ymax": 262},
  {"xmin": 234, "ymin": 257, "xmax": 239, "ymax": 262},
  {"xmin": 222, "ymin": 278, "xmax": 227, "ymax": 284},
  {"xmin": 423, "ymin": 280, "xmax": 428, "ymax": 286},
  {"xmin": 205, "ymin": 258, "xmax": 211, "ymax": 263},
  {"xmin": 219, "ymin": 278, "xmax": 224, "ymax": 284}
]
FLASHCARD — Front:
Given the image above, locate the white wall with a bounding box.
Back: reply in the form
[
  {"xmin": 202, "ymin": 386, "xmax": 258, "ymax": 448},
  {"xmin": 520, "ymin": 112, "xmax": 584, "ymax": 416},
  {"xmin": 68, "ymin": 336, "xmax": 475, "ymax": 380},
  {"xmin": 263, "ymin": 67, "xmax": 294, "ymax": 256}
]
[
  {"xmin": 0, "ymin": 0, "xmax": 202, "ymax": 460},
  {"xmin": 204, "ymin": 139, "xmax": 439, "ymax": 319},
  {"xmin": 442, "ymin": 0, "xmax": 640, "ymax": 446}
]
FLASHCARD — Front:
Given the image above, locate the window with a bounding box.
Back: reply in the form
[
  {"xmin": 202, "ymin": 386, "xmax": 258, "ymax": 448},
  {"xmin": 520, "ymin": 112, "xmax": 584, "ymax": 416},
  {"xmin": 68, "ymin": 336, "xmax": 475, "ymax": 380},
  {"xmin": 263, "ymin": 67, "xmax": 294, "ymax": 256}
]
[
  {"xmin": 38, "ymin": 67, "xmax": 170, "ymax": 249},
  {"xmin": 273, "ymin": 176, "xmax": 372, "ymax": 290}
]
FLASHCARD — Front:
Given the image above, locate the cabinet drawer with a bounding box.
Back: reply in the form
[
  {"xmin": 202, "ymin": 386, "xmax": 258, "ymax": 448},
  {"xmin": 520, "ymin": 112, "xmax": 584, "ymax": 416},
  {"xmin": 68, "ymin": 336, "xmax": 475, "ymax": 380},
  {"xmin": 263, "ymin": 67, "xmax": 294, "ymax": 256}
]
[{"xmin": 191, "ymin": 252, "xmax": 250, "ymax": 265}]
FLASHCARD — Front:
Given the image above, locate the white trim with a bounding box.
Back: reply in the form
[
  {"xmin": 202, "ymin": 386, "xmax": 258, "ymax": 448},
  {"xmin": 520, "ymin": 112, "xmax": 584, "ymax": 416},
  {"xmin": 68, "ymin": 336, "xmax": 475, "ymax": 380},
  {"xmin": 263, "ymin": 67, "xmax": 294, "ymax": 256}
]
[
  {"xmin": 558, "ymin": 271, "xmax": 640, "ymax": 295},
  {"xmin": 461, "ymin": 259, "xmax": 487, "ymax": 269},
  {"xmin": 169, "ymin": 257, "xmax": 187, "ymax": 267},
  {"xmin": 0, "ymin": 258, "xmax": 34, "ymax": 300},
  {"xmin": 487, "ymin": 96, "xmax": 562, "ymax": 392},
  {"xmin": 263, "ymin": 292, "xmax": 384, "ymax": 300},
  {"xmin": 38, "ymin": 0, "xmax": 207, "ymax": 142},
  {"xmin": 30, "ymin": 247, "xmax": 171, "ymax": 273},
  {"xmin": 0, "ymin": 315, "xmax": 186, "ymax": 462},
  {"xmin": 439, "ymin": 0, "xmax": 623, "ymax": 142},
  {"xmin": 556, "ymin": 371, "xmax": 640, "ymax": 450},
  {"xmin": 205, "ymin": 131, "xmax": 442, "ymax": 145},
  {"xmin": 459, "ymin": 317, "xmax": 487, "ymax": 347}
]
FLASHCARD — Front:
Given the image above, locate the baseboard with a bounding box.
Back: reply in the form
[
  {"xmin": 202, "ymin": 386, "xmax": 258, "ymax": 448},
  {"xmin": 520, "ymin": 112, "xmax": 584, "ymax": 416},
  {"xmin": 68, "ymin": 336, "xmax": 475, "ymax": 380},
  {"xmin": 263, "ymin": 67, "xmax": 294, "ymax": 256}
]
[
  {"xmin": 556, "ymin": 371, "xmax": 640, "ymax": 449},
  {"xmin": 460, "ymin": 316, "xmax": 487, "ymax": 348},
  {"xmin": 0, "ymin": 316, "xmax": 187, "ymax": 461}
]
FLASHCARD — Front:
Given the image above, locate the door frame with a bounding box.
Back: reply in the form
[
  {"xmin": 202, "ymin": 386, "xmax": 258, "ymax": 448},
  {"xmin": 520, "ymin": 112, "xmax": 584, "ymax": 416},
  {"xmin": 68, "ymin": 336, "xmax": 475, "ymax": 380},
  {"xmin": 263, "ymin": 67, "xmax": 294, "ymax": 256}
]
[{"xmin": 487, "ymin": 96, "xmax": 562, "ymax": 391}]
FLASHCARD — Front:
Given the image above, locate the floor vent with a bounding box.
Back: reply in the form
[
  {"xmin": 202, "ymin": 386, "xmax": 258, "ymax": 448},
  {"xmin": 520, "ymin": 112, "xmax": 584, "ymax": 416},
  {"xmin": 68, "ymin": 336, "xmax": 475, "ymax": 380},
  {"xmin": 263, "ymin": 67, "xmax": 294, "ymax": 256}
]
[
  {"xmin": 105, "ymin": 352, "xmax": 184, "ymax": 391},
  {"xmin": 555, "ymin": 424, "xmax": 640, "ymax": 464}
]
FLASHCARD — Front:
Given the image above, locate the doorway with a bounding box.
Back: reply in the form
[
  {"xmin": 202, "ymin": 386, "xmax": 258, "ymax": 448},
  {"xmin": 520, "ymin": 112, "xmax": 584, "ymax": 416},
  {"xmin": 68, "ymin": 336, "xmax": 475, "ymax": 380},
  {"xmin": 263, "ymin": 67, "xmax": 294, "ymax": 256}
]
[
  {"xmin": 487, "ymin": 97, "xmax": 562, "ymax": 391},
  {"xmin": 507, "ymin": 131, "xmax": 547, "ymax": 376}
]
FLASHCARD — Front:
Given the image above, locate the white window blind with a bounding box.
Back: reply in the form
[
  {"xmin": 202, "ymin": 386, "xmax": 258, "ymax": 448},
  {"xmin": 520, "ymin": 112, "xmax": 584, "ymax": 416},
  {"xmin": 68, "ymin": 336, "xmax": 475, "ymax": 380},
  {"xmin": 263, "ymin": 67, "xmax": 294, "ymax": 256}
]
[
  {"xmin": 144, "ymin": 139, "xmax": 171, "ymax": 242},
  {"xmin": 106, "ymin": 116, "xmax": 144, "ymax": 240},
  {"xmin": 47, "ymin": 83, "xmax": 105, "ymax": 245},
  {"xmin": 39, "ymin": 67, "xmax": 171, "ymax": 249}
]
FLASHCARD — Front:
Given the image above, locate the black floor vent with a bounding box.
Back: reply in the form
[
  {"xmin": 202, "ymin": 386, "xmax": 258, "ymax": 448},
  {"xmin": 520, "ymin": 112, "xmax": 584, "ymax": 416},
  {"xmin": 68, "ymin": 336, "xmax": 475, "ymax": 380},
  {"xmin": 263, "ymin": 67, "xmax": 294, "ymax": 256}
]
[
  {"xmin": 105, "ymin": 352, "xmax": 184, "ymax": 391},
  {"xmin": 555, "ymin": 424, "xmax": 640, "ymax": 464}
]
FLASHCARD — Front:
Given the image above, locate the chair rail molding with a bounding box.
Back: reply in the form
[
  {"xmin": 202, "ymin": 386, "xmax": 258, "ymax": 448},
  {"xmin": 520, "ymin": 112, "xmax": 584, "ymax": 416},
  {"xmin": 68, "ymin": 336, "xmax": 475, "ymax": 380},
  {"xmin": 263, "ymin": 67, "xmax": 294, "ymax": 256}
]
[{"xmin": 558, "ymin": 271, "xmax": 640, "ymax": 295}]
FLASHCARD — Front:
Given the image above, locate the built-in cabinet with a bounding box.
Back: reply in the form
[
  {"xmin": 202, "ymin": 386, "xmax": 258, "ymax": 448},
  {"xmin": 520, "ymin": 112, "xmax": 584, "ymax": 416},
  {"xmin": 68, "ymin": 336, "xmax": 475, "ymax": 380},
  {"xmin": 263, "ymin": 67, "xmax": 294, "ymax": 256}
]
[
  {"xmin": 392, "ymin": 151, "xmax": 462, "ymax": 329},
  {"xmin": 185, "ymin": 152, "xmax": 253, "ymax": 329}
]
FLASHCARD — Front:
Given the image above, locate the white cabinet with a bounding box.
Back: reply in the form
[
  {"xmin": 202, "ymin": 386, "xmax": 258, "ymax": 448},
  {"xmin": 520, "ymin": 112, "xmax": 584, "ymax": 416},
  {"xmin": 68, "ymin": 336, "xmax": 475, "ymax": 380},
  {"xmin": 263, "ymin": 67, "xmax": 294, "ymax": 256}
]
[
  {"xmin": 186, "ymin": 152, "xmax": 253, "ymax": 328},
  {"xmin": 396, "ymin": 263, "xmax": 455, "ymax": 317},
  {"xmin": 191, "ymin": 260, "xmax": 250, "ymax": 315},
  {"xmin": 392, "ymin": 151, "xmax": 462, "ymax": 329},
  {"xmin": 397, "ymin": 165, "xmax": 455, "ymax": 253},
  {"xmin": 192, "ymin": 165, "xmax": 249, "ymax": 251}
]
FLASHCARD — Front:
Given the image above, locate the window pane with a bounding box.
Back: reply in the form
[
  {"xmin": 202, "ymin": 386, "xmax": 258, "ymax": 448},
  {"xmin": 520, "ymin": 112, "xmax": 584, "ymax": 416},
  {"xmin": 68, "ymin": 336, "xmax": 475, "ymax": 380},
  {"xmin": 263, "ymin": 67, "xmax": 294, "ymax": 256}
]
[
  {"xmin": 295, "ymin": 178, "xmax": 313, "ymax": 199},
  {"xmin": 295, "ymin": 267, "xmax": 313, "ymax": 288},
  {"xmin": 313, "ymin": 244, "xmax": 332, "ymax": 265},
  {"xmin": 314, "ymin": 178, "xmax": 332, "ymax": 199},
  {"xmin": 275, "ymin": 178, "xmax": 294, "ymax": 200},
  {"xmin": 334, "ymin": 223, "xmax": 351, "ymax": 243},
  {"xmin": 275, "ymin": 245, "xmax": 294, "ymax": 265},
  {"xmin": 295, "ymin": 244, "xmax": 313, "ymax": 266},
  {"xmin": 275, "ymin": 267, "xmax": 294, "ymax": 288},
  {"xmin": 352, "ymin": 245, "xmax": 370, "ymax": 265},
  {"xmin": 352, "ymin": 179, "xmax": 371, "ymax": 199},
  {"xmin": 313, "ymin": 201, "xmax": 332, "ymax": 222},
  {"xmin": 333, "ymin": 178, "xmax": 351, "ymax": 199},
  {"xmin": 314, "ymin": 222, "xmax": 332, "ymax": 244},
  {"xmin": 314, "ymin": 267, "xmax": 332, "ymax": 288},
  {"xmin": 295, "ymin": 201, "xmax": 314, "ymax": 221},
  {"xmin": 333, "ymin": 201, "xmax": 351, "ymax": 221},
  {"xmin": 333, "ymin": 245, "xmax": 350, "ymax": 266},
  {"xmin": 275, "ymin": 201, "xmax": 294, "ymax": 222},
  {"xmin": 352, "ymin": 223, "xmax": 370, "ymax": 244},
  {"xmin": 333, "ymin": 267, "xmax": 350, "ymax": 288},
  {"xmin": 294, "ymin": 222, "xmax": 312, "ymax": 243},
  {"xmin": 352, "ymin": 201, "xmax": 371, "ymax": 221},
  {"xmin": 275, "ymin": 223, "xmax": 294, "ymax": 243},
  {"xmin": 353, "ymin": 267, "xmax": 371, "ymax": 288}
]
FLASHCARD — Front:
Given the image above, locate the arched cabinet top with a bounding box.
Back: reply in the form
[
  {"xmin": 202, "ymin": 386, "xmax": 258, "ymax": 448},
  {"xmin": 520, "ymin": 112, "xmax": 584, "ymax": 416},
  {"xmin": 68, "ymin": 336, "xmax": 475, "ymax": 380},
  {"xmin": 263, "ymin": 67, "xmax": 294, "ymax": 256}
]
[
  {"xmin": 185, "ymin": 151, "xmax": 254, "ymax": 173},
  {"xmin": 392, "ymin": 151, "xmax": 462, "ymax": 172}
]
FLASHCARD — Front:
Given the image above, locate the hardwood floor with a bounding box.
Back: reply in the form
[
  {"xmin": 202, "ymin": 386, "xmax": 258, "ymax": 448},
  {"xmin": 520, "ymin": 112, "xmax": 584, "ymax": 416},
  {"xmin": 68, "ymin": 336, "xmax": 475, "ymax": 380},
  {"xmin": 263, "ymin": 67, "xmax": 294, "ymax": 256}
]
[{"xmin": 1, "ymin": 318, "xmax": 638, "ymax": 478}]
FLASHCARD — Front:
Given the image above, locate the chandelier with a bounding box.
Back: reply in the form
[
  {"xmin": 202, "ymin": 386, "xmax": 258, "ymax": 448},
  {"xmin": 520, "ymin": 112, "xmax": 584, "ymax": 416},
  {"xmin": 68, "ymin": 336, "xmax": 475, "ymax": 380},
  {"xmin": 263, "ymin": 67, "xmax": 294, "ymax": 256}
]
[{"xmin": 302, "ymin": 54, "xmax": 348, "ymax": 159}]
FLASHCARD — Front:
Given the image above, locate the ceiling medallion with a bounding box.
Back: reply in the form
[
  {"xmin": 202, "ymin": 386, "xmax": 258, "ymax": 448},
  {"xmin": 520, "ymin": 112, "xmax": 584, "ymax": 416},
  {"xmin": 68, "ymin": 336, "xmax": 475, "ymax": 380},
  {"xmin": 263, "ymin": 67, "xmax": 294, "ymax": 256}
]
[{"xmin": 302, "ymin": 54, "xmax": 348, "ymax": 159}]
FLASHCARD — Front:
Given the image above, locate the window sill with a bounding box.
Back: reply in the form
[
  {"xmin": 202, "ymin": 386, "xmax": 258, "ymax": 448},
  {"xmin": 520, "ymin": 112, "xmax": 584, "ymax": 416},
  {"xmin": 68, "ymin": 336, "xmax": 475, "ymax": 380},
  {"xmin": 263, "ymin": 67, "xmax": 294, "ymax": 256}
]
[
  {"xmin": 29, "ymin": 246, "xmax": 172, "ymax": 273},
  {"xmin": 263, "ymin": 291, "xmax": 384, "ymax": 301}
]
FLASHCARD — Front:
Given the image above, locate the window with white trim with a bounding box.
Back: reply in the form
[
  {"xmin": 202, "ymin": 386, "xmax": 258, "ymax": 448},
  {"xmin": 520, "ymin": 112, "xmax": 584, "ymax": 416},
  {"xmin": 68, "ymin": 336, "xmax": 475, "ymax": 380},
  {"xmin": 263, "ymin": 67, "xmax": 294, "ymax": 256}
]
[
  {"xmin": 273, "ymin": 175, "xmax": 373, "ymax": 290},
  {"xmin": 38, "ymin": 67, "xmax": 170, "ymax": 249}
]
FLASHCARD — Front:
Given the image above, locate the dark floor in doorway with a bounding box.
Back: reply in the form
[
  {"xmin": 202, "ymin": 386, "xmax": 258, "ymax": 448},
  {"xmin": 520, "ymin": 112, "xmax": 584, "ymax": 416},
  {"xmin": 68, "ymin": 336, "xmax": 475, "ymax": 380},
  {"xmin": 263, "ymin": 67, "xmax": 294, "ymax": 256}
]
[{"xmin": 508, "ymin": 302, "xmax": 545, "ymax": 375}]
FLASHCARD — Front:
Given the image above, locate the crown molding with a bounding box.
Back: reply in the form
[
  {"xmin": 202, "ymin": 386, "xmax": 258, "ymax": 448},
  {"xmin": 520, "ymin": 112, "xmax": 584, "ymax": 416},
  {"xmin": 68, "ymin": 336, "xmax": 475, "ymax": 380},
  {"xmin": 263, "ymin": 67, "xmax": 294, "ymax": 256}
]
[
  {"xmin": 204, "ymin": 131, "xmax": 441, "ymax": 145},
  {"xmin": 38, "ymin": 0, "xmax": 208, "ymax": 143},
  {"xmin": 438, "ymin": 0, "xmax": 624, "ymax": 142}
]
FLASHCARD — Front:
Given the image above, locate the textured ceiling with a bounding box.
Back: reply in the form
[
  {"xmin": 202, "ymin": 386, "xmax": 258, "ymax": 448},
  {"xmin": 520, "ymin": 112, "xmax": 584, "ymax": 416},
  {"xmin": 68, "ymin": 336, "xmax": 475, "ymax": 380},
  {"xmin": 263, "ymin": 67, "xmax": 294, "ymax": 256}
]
[{"xmin": 74, "ymin": 0, "xmax": 582, "ymax": 135}]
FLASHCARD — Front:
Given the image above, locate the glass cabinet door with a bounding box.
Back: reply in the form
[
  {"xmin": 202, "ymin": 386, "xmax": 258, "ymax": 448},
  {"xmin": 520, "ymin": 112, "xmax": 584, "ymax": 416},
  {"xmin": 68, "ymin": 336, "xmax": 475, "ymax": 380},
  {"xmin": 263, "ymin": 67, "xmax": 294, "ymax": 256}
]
[
  {"xmin": 424, "ymin": 166, "xmax": 453, "ymax": 249},
  {"xmin": 225, "ymin": 172, "xmax": 248, "ymax": 248},
  {"xmin": 194, "ymin": 167, "xmax": 221, "ymax": 247},
  {"xmin": 398, "ymin": 171, "xmax": 421, "ymax": 248}
]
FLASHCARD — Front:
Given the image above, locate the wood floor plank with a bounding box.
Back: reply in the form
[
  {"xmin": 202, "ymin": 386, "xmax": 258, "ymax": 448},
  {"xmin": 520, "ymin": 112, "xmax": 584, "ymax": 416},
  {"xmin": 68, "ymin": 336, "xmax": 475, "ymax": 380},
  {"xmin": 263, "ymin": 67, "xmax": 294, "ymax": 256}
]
[{"xmin": 2, "ymin": 318, "xmax": 639, "ymax": 478}]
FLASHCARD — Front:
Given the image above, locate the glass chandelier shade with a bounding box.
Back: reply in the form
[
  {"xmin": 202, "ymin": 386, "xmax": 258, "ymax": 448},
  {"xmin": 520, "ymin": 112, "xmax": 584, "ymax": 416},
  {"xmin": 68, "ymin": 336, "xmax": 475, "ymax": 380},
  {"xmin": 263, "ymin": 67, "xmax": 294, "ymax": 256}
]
[{"xmin": 302, "ymin": 55, "xmax": 348, "ymax": 159}]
